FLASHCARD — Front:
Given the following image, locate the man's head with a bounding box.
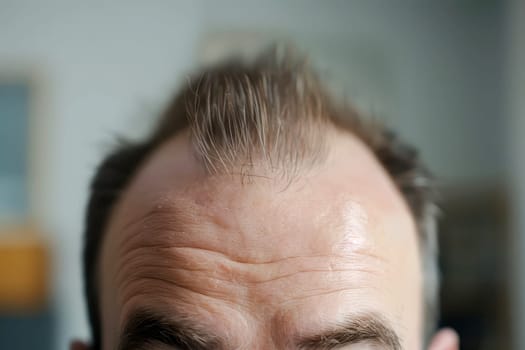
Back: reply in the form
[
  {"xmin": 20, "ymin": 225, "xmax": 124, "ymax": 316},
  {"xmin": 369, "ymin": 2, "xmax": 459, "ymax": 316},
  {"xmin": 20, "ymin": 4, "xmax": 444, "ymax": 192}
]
[{"xmin": 79, "ymin": 51, "xmax": 458, "ymax": 349}]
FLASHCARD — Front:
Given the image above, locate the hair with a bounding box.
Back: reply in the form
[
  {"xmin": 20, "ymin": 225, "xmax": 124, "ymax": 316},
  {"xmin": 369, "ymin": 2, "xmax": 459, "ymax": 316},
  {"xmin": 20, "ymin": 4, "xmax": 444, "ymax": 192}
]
[{"xmin": 83, "ymin": 48, "xmax": 439, "ymax": 349}]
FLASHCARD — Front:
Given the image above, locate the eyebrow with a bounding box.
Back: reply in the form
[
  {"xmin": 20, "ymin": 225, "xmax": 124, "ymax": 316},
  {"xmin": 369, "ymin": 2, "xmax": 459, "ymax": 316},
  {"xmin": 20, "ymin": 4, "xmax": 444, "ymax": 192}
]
[
  {"xmin": 118, "ymin": 310, "xmax": 223, "ymax": 350},
  {"xmin": 297, "ymin": 312, "xmax": 401, "ymax": 350},
  {"xmin": 119, "ymin": 310, "xmax": 401, "ymax": 350}
]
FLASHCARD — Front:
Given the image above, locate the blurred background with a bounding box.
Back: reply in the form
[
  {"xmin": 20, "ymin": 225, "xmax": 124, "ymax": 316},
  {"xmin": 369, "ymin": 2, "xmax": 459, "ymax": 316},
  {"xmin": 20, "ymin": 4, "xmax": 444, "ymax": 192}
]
[{"xmin": 0, "ymin": 1, "xmax": 523, "ymax": 349}]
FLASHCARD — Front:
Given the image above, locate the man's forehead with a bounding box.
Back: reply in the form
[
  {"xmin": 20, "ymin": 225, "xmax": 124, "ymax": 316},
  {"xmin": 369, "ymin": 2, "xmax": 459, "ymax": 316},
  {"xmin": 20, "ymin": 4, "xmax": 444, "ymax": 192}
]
[
  {"xmin": 100, "ymin": 130, "xmax": 422, "ymax": 349},
  {"xmin": 107, "ymin": 184, "xmax": 401, "ymax": 346},
  {"xmin": 109, "ymin": 128, "xmax": 409, "ymax": 249}
]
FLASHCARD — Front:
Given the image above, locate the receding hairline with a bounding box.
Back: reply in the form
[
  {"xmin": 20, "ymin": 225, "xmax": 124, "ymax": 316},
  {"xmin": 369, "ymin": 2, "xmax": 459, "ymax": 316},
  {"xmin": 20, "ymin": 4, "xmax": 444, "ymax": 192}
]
[
  {"xmin": 83, "ymin": 48, "xmax": 439, "ymax": 349},
  {"xmin": 151, "ymin": 51, "xmax": 369, "ymax": 180}
]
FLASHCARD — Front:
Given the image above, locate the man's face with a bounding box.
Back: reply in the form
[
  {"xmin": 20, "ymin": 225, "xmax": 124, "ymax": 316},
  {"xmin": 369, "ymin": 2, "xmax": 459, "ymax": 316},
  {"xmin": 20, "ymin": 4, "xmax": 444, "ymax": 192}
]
[{"xmin": 97, "ymin": 130, "xmax": 426, "ymax": 350}]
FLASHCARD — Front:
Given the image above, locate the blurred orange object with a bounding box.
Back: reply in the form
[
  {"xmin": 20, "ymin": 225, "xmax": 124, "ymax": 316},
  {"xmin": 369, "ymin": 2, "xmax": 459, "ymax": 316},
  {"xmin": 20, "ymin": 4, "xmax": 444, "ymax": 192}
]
[{"xmin": 0, "ymin": 226, "xmax": 49, "ymax": 312}]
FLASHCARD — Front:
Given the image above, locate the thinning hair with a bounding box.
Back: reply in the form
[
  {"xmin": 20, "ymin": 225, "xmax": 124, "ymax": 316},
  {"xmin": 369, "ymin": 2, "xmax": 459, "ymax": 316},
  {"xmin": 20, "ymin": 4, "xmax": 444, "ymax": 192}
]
[{"xmin": 83, "ymin": 49, "xmax": 439, "ymax": 349}]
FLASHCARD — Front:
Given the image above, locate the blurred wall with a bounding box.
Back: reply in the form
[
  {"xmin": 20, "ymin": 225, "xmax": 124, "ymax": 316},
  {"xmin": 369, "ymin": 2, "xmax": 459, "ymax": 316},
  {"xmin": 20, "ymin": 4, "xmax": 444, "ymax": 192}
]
[
  {"xmin": 0, "ymin": 1, "xmax": 506, "ymax": 348},
  {"xmin": 506, "ymin": 0, "xmax": 525, "ymax": 349}
]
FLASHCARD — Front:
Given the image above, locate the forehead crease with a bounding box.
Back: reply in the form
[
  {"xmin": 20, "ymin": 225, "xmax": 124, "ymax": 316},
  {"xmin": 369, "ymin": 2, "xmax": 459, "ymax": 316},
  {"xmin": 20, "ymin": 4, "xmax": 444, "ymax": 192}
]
[
  {"xmin": 115, "ymin": 242, "xmax": 385, "ymax": 281},
  {"xmin": 112, "ymin": 196, "xmax": 384, "ymax": 278},
  {"xmin": 110, "ymin": 194, "xmax": 386, "ymax": 293},
  {"xmin": 112, "ymin": 237, "xmax": 387, "ymax": 311},
  {"xmin": 115, "ymin": 198, "xmax": 375, "ymax": 263},
  {"xmin": 113, "ymin": 197, "xmax": 220, "ymax": 254}
]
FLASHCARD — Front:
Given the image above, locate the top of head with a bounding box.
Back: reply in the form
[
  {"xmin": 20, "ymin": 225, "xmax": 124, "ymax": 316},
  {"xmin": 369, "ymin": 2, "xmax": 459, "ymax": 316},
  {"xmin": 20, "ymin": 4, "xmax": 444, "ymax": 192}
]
[{"xmin": 83, "ymin": 48, "xmax": 439, "ymax": 350}]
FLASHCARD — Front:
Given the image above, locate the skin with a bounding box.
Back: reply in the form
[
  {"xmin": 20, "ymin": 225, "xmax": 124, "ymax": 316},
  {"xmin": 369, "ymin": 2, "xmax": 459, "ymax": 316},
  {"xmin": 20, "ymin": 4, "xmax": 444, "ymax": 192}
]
[{"xmin": 73, "ymin": 129, "xmax": 458, "ymax": 350}]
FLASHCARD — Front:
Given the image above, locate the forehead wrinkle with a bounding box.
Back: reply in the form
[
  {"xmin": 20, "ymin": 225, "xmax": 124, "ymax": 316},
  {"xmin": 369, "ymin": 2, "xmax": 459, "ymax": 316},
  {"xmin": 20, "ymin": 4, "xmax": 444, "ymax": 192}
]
[
  {"xmin": 114, "ymin": 258, "xmax": 379, "ymax": 316},
  {"xmin": 118, "ymin": 226, "xmax": 384, "ymax": 267},
  {"xmin": 111, "ymin": 169, "xmax": 382, "ymax": 270},
  {"xmin": 112, "ymin": 234, "xmax": 387, "ymax": 319},
  {"xmin": 117, "ymin": 271, "xmax": 242, "ymax": 311},
  {"xmin": 112, "ymin": 195, "xmax": 280, "ymax": 268},
  {"xmin": 112, "ymin": 196, "xmax": 202, "ymax": 255},
  {"xmin": 107, "ymin": 192, "xmax": 390, "ymax": 310},
  {"xmin": 114, "ymin": 232, "xmax": 385, "ymax": 287},
  {"xmin": 109, "ymin": 191, "xmax": 386, "ymax": 294}
]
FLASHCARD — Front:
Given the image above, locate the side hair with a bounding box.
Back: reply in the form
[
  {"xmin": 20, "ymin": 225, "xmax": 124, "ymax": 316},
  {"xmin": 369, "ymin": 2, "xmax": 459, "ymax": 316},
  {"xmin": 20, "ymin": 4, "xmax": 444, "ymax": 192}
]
[{"xmin": 83, "ymin": 50, "xmax": 439, "ymax": 349}]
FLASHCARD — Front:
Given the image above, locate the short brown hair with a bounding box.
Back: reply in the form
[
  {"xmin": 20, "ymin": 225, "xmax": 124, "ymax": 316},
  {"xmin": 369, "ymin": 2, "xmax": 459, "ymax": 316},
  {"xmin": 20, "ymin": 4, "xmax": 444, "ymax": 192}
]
[{"xmin": 83, "ymin": 49, "xmax": 439, "ymax": 349}]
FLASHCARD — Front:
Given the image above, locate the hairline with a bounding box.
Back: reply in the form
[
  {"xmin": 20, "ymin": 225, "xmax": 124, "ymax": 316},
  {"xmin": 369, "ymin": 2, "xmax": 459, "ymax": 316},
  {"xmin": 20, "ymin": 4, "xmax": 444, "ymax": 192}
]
[{"xmin": 83, "ymin": 52, "xmax": 439, "ymax": 349}]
